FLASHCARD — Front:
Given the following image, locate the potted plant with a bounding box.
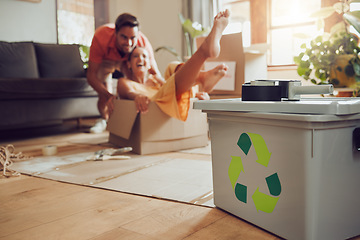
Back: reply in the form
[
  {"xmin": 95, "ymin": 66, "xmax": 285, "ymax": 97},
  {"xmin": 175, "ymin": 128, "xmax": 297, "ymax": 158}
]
[
  {"xmin": 294, "ymin": 0, "xmax": 360, "ymax": 96},
  {"xmin": 79, "ymin": 44, "xmax": 90, "ymax": 69},
  {"xmin": 178, "ymin": 13, "xmax": 210, "ymax": 58}
]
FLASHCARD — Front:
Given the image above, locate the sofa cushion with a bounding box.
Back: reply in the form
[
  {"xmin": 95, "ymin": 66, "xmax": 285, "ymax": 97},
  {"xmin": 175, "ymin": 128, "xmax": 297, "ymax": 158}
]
[
  {"xmin": 0, "ymin": 78, "xmax": 97, "ymax": 100},
  {"xmin": 34, "ymin": 43, "xmax": 86, "ymax": 78},
  {"xmin": 0, "ymin": 41, "xmax": 39, "ymax": 78}
]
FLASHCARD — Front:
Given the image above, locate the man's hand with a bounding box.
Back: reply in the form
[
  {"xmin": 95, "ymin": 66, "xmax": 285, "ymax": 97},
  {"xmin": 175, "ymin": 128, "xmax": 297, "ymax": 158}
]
[
  {"xmin": 98, "ymin": 94, "xmax": 116, "ymax": 120},
  {"xmin": 134, "ymin": 94, "xmax": 150, "ymax": 113},
  {"xmin": 106, "ymin": 95, "xmax": 116, "ymax": 116}
]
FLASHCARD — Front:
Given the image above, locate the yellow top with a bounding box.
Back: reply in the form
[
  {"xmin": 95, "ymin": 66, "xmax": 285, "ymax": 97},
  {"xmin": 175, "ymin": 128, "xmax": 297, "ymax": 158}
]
[{"xmin": 127, "ymin": 62, "xmax": 191, "ymax": 121}]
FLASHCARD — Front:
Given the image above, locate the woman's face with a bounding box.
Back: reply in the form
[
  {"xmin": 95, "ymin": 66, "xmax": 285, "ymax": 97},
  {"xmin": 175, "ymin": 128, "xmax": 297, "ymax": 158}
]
[{"xmin": 129, "ymin": 47, "xmax": 150, "ymax": 74}]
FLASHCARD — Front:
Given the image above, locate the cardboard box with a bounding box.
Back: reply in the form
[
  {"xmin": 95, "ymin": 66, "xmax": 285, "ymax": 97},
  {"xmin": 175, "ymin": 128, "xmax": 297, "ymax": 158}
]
[{"xmin": 107, "ymin": 99, "xmax": 209, "ymax": 155}]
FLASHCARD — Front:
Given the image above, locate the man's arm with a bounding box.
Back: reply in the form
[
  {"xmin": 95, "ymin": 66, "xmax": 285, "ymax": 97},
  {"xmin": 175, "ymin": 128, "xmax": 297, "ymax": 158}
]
[
  {"xmin": 87, "ymin": 60, "xmax": 116, "ymax": 119},
  {"xmin": 87, "ymin": 61, "xmax": 113, "ymax": 98}
]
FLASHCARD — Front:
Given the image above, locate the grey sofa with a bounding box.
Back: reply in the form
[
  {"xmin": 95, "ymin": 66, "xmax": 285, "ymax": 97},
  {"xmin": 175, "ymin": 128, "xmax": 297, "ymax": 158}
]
[{"xmin": 0, "ymin": 41, "xmax": 99, "ymax": 130}]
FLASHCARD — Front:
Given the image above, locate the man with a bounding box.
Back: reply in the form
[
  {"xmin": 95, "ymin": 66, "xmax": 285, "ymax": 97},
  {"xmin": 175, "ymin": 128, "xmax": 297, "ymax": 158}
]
[{"xmin": 87, "ymin": 13, "xmax": 163, "ymax": 133}]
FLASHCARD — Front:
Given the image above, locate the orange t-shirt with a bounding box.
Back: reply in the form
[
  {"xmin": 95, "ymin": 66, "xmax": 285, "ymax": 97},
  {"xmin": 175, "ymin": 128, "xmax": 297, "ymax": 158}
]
[{"xmin": 89, "ymin": 24, "xmax": 155, "ymax": 64}]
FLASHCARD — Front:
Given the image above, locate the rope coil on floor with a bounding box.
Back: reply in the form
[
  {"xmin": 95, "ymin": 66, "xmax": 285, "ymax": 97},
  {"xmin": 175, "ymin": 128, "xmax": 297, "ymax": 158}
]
[{"xmin": 0, "ymin": 145, "xmax": 30, "ymax": 177}]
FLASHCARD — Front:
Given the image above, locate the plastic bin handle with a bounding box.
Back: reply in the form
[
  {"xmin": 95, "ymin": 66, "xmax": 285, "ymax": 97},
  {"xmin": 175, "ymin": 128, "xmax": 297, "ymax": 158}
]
[
  {"xmin": 354, "ymin": 128, "xmax": 360, "ymax": 151},
  {"xmin": 288, "ymin": 83, "xmax": 334, "ymax": 100}
]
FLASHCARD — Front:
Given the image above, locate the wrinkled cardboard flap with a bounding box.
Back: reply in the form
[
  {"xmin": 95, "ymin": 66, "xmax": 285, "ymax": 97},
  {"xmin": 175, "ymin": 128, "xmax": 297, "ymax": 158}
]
[
  {"xmin": 141, "ymin": 99, "xmax": 207, "ymax": 142},
  {"xmin": 140, "ymin": 102, "xmax": 179, "ymax": 141},
  {"xmin": 107, "ymin": 99, "xmax": 138, "ymax": 139}
]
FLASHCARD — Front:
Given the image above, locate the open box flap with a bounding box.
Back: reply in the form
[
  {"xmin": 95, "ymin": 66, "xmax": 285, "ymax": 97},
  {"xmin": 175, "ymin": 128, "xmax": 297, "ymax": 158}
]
[
  {"xmin": 107, "ymin": 99, "xmax": 138, "ymax": 139},
  {"xmin": 196, "ymin": 32, "xmax": 245, "ymax": 96},
  {"xmin": 140, "ymin": 99, "xmax": 208, "ymax": 141}
]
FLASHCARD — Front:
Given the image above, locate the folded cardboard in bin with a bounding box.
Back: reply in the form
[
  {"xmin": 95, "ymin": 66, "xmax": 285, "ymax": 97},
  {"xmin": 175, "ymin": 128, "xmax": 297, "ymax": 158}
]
[{"xmin": 107, "ymin": 98, "xmax": 209, "ymax": 155}]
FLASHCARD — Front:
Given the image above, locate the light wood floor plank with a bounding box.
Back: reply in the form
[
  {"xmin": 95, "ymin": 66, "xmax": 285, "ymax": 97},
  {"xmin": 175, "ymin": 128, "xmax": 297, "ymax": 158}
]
[
  {"xmin": 183, "ymin": 214, "xmax": 280, "ymax": 240},
  {"xmin": 89, "ymin": 227, "xmax": 156, "ymax": 240},
  {"xmin": 121, "ymin": 203, "xmax": 227, "ymax": 240},
  {"xmin": 0, "ymin": 176, "xmax": 222, "ymax": 240}
]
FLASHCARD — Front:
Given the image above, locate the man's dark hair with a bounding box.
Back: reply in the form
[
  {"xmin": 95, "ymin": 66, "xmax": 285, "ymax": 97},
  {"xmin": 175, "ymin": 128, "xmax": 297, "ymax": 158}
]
[{"xmin": 115, "ymin": 13, "xmax": 139, "ymax": 32}]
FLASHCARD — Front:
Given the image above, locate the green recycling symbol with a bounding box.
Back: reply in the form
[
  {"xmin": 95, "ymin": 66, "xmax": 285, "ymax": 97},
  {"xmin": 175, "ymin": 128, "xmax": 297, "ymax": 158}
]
[{"xmin": 228, "ymin": 132, "xmax": 282, "ymax": 213}]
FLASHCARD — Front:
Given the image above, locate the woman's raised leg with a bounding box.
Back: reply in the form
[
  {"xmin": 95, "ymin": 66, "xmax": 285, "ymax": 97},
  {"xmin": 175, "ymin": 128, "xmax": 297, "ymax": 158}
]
[{"xmin": 174, "ymin": 9, "xmax": 230, "ymax": 95}]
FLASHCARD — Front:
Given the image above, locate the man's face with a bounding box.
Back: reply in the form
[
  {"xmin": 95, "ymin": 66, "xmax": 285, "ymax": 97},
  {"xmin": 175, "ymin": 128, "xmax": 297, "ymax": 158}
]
[{"xmin": 115, "ymin": 26, "xmax": 139, "ymax": 55}]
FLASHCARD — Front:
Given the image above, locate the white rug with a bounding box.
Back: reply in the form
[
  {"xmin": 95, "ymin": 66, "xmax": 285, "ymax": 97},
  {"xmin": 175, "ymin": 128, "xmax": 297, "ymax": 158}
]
[{"xmin": 11, "ymin": 149, "xmax": 214, "ymax": 207}]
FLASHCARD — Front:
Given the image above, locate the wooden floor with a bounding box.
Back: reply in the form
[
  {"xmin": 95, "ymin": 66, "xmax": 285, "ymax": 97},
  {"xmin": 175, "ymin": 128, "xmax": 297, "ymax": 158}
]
[{"xmin": 0, "ymin": 119, "xmax": 358, "ymax": 240}]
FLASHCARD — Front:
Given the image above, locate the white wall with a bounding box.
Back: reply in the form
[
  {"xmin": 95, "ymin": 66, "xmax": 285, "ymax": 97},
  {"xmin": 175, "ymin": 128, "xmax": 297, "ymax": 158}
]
[
  {"xmin": 267, "ymin": 69, "xmax": 302, "ymax": 81},
  {"xmin": 109, "ymin": 0, "xmax": 183, "ymax": 75},
  {"xmin": 108, "ymin": 0, "xmax": 140, "ymax": 21},
  {"xmin": 0, "ymin": 0, "xmax": 57, "ymax": 43}
]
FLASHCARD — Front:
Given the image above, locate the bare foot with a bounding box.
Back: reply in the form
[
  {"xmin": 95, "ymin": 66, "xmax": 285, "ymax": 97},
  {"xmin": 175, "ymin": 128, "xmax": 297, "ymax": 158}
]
[
  {"xmin": 198, "ymin": 63, "xmax": 228, "ymax": 92},
  {"xmin": 195, "ymin": 92, "xmax": 210, "ymax": 100},
  {"xmin": 199, "ymin": 9, "xmax": 230, "ymax": 59},
  {"xmin": 172, "ymin": 10, "xmax": 229, "ymax": 97}
]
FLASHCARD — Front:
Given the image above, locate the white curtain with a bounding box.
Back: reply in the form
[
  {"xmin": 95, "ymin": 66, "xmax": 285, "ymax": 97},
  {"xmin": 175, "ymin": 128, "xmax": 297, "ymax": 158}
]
[
  {"xmin": 181, "ymin": 0, "xmax": 219, "ymax": 56},
  {"xmin": 183, "ymin": 0, "xmax": 219, "ymax": 29}
]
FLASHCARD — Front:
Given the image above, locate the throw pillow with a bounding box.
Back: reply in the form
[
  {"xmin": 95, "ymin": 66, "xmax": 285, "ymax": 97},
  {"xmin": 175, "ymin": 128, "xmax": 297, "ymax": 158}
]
[
  {"xmin": 35, "ymin": 43, "xmax": 85, "ymax": 78},
  {"xmin": 0, "ymin": 41, "xmax": 39, "ymax": 78}
]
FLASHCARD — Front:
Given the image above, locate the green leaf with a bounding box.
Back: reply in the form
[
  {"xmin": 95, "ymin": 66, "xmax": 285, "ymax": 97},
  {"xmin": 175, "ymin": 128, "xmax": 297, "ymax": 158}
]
[
  {"xmin": 355, "ymin": 75, "xmax": 360, "ymax": 82},
  {"xmin": 343, "ymin": 11, "xmax": 360, "ymax": 35},
  {"xmin": 315, "ymin": 35, "xmax": 323, "ymax": 43},
  {"xmin": 353, "ymin": 62, "xmax": 360, "ymax": 75},
  {"xmin": 299, "ymin": 60, "xmax": 310, "ymax": 68},
  {"xmin": 293, "ymin": 56, "xmax": 301, "ymax": 64},
  {"xmin": 330, "ymin": 22, "xmax": 347, "ymax": 36},
  {"xmin": 333, "ymin": 2, "xmax": 349, "ymax": 14},
  {"xmin": 182, "ymin": 19, "xmax": 194, "ymax": 36},
  {"xmin": 310, "ymin": 6, "xmax": 335, "ymax": 19},
  {"xmin": 297, "ymin": 67, "xmax": 307, "ymax": 76},
  {"xmin": 178, "ymin": 13, "xmax": 186, "ymax": 24},
  {"xmin": 180, "ymin": 18, "xmax": 209, "ymax": 39},
  {"xmin": 320, "ymin": 72, "xmax": 327, "ymax": 81},
  {"xmin": 79, "ymin": 44, "xmax": 90, "ymax": 68}
]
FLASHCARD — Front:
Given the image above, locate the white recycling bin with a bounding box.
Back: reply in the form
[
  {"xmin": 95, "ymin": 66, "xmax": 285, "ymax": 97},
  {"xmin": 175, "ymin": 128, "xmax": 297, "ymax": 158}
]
[{"xmin": 194, "ymin": 98, "xmax": 360, "ymax": 240}]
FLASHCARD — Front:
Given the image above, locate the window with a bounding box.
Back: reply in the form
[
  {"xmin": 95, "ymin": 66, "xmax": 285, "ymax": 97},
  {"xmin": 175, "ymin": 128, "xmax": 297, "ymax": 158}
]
[
  {"xmin": 220, "ymin": 0, "xmax": 251, "ymax": 47},
  {"xmin": 219, "ymin": 0, "xmax": 322, "ymax": 66},
  {"xmin": 57, "ymin": 0, "xmax": 95, "ymax": 46},
  {"xmin": 350, "ymin": 2, "xmax": 360, "ymax": 35},
  {"xmin": 269, "ymin": 0, "xmax": 321, "ymax": 65}
]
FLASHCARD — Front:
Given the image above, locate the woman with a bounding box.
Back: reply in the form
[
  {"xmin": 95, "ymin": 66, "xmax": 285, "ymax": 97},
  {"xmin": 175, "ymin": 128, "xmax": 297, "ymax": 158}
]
[{"xmin": 117, "ymin": 9, "xmax": 230, "ymax": 121}]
